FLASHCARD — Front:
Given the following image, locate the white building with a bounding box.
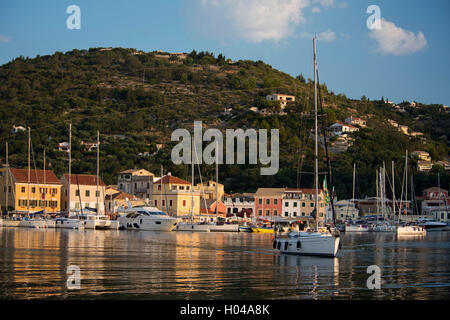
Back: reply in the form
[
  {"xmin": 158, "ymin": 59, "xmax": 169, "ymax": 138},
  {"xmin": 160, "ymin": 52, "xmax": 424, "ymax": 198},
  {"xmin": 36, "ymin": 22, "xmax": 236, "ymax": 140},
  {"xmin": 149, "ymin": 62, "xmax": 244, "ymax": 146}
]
[
  {"xmin": 266, "ymin": 94, "xmax": 295, "ymax": 109},
  {"xmin": 334, "ymin": 200, "xmax": 360, "ymax": 221},
  {"xmin": 224, "ymin": 193, "xmax": 254, "ymax": 217},
  {"xmin": 329, "ymin": 122, "xmax": 359, "ymax": 136}
]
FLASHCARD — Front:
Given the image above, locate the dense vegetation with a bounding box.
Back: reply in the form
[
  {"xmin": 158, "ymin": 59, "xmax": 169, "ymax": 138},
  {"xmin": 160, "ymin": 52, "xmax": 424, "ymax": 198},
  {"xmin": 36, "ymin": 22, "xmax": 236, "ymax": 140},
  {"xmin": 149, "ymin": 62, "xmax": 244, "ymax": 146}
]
[{"xmin": 0, "ymin": 48, "xmax": 448, "ymax": 200}]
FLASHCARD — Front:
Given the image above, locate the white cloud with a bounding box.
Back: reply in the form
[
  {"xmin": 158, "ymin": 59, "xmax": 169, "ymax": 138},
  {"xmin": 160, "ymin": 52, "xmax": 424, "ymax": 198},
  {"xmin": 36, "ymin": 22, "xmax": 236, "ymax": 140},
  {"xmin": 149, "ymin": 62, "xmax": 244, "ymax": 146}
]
[
  {"xmin": 299, "ymin": 29, "xmax": 336, "ymax": 42},
  {"xmin": 313, "ymin": 0, "xmax": 334, "ymax": 7},
  {"xmin": 318, "ymin": 29, "xmax": 336, "ymax": 42},
  {"xmin": 369, "ymin": 19, "xmax": 427, "ymax": 56},
  {"xmin": 0, "ymin": 35, "xmax": 11, "ymax": 43},
  {"xmin": 200, "ymin": 0, "xmax": 310, "ymax": 42}
]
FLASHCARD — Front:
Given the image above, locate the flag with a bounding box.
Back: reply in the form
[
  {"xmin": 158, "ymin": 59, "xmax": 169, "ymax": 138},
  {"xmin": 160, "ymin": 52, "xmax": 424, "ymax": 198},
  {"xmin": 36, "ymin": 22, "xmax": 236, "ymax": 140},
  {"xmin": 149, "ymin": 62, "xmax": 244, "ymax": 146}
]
[{"xmin": 323, "ymin": 177, "xmax": 330, "ymax": 205}]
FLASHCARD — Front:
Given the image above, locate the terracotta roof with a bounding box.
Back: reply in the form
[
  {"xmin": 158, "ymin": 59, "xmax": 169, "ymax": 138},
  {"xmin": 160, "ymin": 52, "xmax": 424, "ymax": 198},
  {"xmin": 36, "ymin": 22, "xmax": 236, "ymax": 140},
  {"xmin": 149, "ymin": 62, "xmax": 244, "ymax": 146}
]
[
  {"xmin": 9, "ymin": 168, "xmax": 61, "ymax": 185},
  {"xmin": 285, "ymin": 188, "xmax": 324, "ymax": 194},
  {"xmin": 254, "ymin": 188, "xmax": 286, "ymax": 197},
  {"xmin": 154, "ymin": 175, "xmax": 191, "ymax": 185},
  {"xmin": 119, "ymin": 169, "xmax": 140, "ymax": 174},
  {"xmin": 105, "ymin": 191, "xmax": 142, "ymax": 201},
  {"xmin": 62, "ymin": 174, "xmax": 105, "ymax": 186},
  {"xmin": 423, "ymin": 187, "xmax": 447, "ymax": 193}
]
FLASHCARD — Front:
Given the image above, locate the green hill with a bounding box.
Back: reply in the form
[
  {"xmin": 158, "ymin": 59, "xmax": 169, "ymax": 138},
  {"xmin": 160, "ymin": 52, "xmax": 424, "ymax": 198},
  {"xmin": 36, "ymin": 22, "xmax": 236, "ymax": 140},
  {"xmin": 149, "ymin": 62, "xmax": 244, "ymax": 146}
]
[{"xmin": 0, "ymin": 47, "xmax": 448, "ymax": 199}]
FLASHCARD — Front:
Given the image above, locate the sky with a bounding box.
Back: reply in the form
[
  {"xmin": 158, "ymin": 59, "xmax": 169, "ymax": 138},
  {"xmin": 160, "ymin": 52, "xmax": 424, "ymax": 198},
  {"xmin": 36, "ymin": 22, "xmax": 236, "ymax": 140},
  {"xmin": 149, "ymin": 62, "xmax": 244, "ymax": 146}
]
[{"xmin": 0, "ymin": 0, "xmax": 449, "ymax": 106}]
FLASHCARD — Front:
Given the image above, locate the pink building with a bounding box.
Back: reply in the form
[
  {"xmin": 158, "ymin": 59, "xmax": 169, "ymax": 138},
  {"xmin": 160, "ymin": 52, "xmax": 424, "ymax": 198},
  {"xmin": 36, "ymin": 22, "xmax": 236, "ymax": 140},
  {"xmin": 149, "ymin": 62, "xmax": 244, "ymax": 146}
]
[{"xmin": 254, "ymin": 188, "xmax": 285, "ymax": 220}]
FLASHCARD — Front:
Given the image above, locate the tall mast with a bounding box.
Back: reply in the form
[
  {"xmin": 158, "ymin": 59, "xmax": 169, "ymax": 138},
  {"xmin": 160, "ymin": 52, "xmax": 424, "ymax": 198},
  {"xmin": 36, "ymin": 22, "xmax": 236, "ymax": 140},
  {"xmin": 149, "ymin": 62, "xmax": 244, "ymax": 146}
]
[
  {"xmin": 405, "ymin": 150, "xmax": 408, "ymax": 219},
  {"xmin": 27, "ymin": 127, "xmax": 30, "ymax": 217},
  {"xmin": 376, "ymin": 169, "xmax": 379, "ymax": 216},
  {"xmin": 5, "ymin": 142, "xmax": 9, "ymax": 214},
  {"xmin": 191, "ymin": 137, "xmax": 194, "ymax": 223},
  {"xmin": 215, "ymin": 141, "xmax": 219, "ymax": 221},
  {"xmin": 160, "ymin": 165, "xmax": 163, "ymax": 212},
  {"xmin": 68, "ymin": 123, "xmax": 72, "ymax": 215},
  {"xmin": 43, "ymin": 149, "xmax": 46, "ymax": 214},
  {"xmin": 96, "ymin": 130, "xmax": 99, "ymax": 213},
  {"xmin": 392, "ymin": 161, "xmax": 395, "ymax": 222},
  {"xmin": 313, "ymin": 37, "xmax": 319, "ymax": 228},
  {"xmin": 352, "ymin": 163, "xmax": 356, "ymax": 202}
]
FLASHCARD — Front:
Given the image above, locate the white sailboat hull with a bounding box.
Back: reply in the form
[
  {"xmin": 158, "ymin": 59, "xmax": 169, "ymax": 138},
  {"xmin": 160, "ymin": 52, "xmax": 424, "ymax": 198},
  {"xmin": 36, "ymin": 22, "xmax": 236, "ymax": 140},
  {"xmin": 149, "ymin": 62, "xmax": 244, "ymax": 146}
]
[
  {"xmin": 18, "ymin": 220, "xmax": 48, "ymax": 229},
  {"xmin": 175, "ymin": 223, "xmax": 211, "ymax": 232},
  {"xmin": 345, "ymin": 225, "xmax": 370, "ymax": 232},
  {"xmin": 120, "ymin": 216, "xmax": 177, "ymax": 231},
  {"xmin": 276, "ymin": 234, "xmax": 340, "ymax": 257},
  {"xmin": 208, "ymin": 224, "xmax": 239, "ymax": 232},
  {"xmin": 397, "ymin": 225, "xmax": 426, "ymax": 235},
  {"xmin": 103, "ymin": 220, "xmax": 120, "ymax": 230},
  {"xmin": 55, "ymin": 219, "xmax": 84, "ymax": 229},
  {"xmin": 372, "ymin": 224, "xmax": 396, "ymax": 232}
]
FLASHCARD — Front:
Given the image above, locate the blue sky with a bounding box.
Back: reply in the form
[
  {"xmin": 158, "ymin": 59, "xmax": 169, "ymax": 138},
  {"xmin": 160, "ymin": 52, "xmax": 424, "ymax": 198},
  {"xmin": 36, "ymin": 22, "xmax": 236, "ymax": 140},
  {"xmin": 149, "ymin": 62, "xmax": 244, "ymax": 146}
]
[{"xmin": 0, "ymin": 0, "xmax": 449, "ymax": 106}]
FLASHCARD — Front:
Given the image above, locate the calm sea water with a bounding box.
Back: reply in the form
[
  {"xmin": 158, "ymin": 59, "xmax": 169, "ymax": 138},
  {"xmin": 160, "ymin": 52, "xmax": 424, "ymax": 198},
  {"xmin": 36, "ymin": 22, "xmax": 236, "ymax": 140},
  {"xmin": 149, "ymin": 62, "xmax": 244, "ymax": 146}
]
[{"xmin": 0, "ymin": 228, "xmax": 449, "ymax": 300}]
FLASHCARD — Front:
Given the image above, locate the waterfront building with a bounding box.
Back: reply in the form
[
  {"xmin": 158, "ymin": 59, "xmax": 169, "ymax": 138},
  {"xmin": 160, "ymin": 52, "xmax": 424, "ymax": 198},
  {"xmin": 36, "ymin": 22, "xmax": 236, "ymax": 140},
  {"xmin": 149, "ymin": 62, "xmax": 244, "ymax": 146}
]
[
  {"xmin": 0, "ymin": 168, "xmax": 62, "ymax": 213},
  {"xmin": 153, "ymin": 174, "xmax": 200, "ymax": 219},
  {"xmin": 282, "ymin": 189, "xmax": 326, "ymax": 223},
  {"xmin": 411, "ymin": 151, "xmax": 431, "ymax": 162},
  {"xmin": 254, "ymin": 188, "xmax": 285, "ymax": 221},
  {"xmin": 420, "ymin": 187, "xmax": 450, "ymax": 219},
  {"xmin": 193, "ymin": 180, "xmax": 224, "ymax": 200},
  {"xmin": 334, "ymin": 199, "xmax": 360, "ymax": 222},
  {"xmin": 199, "ymin": 199, "xmax": 227, "ymax": 219},
  {"xmin": 60, "ymin": 174, "xmax": 106, "ymax": 213},
  {"xmin": 117, "ymin": 169, "xmax": 154, "ymax": 199},
  {"xmin": 105, "ymin": 189, "xmax": 147, "ymax": 215},
  {"xmin": 224, "ymin": 193, "xmax": 254, "ymax": 217}
]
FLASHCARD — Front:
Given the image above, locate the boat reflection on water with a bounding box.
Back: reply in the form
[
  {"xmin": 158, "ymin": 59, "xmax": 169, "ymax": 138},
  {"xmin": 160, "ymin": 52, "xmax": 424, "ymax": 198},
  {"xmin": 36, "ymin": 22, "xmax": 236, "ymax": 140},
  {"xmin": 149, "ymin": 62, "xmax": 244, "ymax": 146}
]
[{"xmin": 274, "ymin": 254, "xmax": 340, "ymax": 299}]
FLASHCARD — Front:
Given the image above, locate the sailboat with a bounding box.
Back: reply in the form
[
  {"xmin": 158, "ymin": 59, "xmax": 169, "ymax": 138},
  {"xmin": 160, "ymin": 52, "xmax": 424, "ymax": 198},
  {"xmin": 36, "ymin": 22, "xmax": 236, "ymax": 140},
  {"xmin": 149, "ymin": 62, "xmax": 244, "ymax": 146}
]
[
  {"xmin": 175, "ymin": 137, "xmax": 210, "ymax": 232},
  {"xmin": 397, "ymin": 150, "xmax": 426, "ymax": 236},
  {"xmin": 55, "ymin": 123, "xmax": 84, "ymax": 230},
  {"xmin": 372, "ymin": 163, "xmax": 396, "ymax": 232},
  {"xmin": 274, "ymin": 38, "xmax": 340, "ymax": 257},
  {"xmin": 208, "ymin": 142, "xmax": 239, "ymax": 232}
]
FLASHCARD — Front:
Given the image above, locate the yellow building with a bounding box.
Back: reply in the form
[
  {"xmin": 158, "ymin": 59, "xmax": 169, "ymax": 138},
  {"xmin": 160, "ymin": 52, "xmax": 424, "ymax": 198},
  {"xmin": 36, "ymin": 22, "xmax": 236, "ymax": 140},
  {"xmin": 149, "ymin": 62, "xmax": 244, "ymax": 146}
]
[
  {"xmin": 153, "ymin": 174, "xmax": 200, "ymax": 219},
  {"xmin": 0, "ymin": 168, "xmax": 62, "ymax": 213},
  {"xmin": 194, "ymin": 180, "xmax": 224, "ymax": 200},
  {"xmin": 60, "ymin": 174, "xmax": 106, "ymax": 213}
]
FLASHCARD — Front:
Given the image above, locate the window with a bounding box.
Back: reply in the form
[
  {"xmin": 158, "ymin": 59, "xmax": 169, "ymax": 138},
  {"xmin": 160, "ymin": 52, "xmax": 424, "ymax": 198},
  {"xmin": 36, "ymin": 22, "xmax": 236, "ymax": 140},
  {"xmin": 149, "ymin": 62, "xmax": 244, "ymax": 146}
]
[
  {"xmin": 310, "ymin": 203, "xmax": 314, "ymax": 207},
  {"xmin": 293, "ymin": 212, "xmax": 297, "ymax": 217},
  {"xmin": 31, "ymin": 187, "xmax": 36, "ymax": 193},
  {"xmin": 183, "ymin": 200, "xmax": 186, "ymax": 207},
  {"xmin": 258, "ymin": 210, "xmax": 262, "ymax": 216},
  {"xmin": 284, "ymin": 212, "xmax": 289, "ymax": 217},
  {"xmin": 52, "ymin": 188, "xmax": 57, "ymax": 195},
  {"xmin": 258, "ymin": 199, "xmax": 262, "ymax": 205},
  {"xmin": 147, "ymin": 183, "xmax": 150, "ymax": 188},
  {"xmin": 273, "ymin": 210, "xmax": 278, "ymax": 216},
  {"xmin": 162, "ymin": 200, "xmax": 165, "ymax": 207},
  {"xmin": 75, "ymin": 190, "xmax": 80, "ymax": 196},
  {"xmin": 85, "ymin": 190, "xmax": 90, "ymax": 197},
  {"xmin": 134, "ymin": 183, "xmax": 137, "ymax": 189},
  {"xmin": 265, "ymin": 210, "xmax": 270, "ymax": 216},
  {"xmin": 180, "ymin": 186, "xmax": 184, "ymax": 190},
  {"xmin": 154, "ymin": 200, "xmax": 158, "ymax": 207},
  {"xmin": 274, "ymin": 199, "xmax": 278, "ymax": 205},
  {"xmin": 285, "ymin": 202, "xmax": 289, "ymax": 207},
  {"xmin": 294, "ymin": 202, "xmax": 298, "ymax": 207},
  {"xmin": 186, "ymin": 186, "xmax": 190, "ymax": 190},
  {"xmin": 169, "ymin": 200, "xmax": 173, "ymax": 207},
  {"xmin": 96, "ymin": 191, "xmax": 100, "ymax": 197},
  {"xmin": 21, "ymin": 187, "xmax": 25, "ymax": 193},
  {"xmin": 158, "ymin": 185, "xmax": 161, "ymax": 191},
  {"xmin": 302, "ymin": 202, "xmax": 305, "ymax": 207},
  {"xmin": 266, "ymin": 199, "xmax": 270, "ymax": 205}
]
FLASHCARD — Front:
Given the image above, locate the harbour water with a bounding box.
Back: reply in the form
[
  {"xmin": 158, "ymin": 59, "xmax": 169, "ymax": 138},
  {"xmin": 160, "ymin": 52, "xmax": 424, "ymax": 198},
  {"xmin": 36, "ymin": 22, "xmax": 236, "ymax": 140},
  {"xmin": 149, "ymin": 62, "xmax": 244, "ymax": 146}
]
[{"xmin": 0, "ymin": 228, "xmax": 449, "ymax": 300}]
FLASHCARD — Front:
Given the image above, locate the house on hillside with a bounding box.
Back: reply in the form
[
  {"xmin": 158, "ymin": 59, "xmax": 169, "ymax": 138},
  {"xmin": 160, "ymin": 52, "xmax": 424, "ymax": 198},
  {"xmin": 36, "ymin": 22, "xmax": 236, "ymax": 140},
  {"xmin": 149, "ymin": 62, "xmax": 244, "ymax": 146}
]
[
  {"xmin": 266, "ymin": 94, "xmax": 295, "ymax": 109},
  {"xmin": 345, "ymin": 116, "xmax": 367, "ymax": 128},
  {"xmin": 329, "ymin": 122, "xmax": 359, "ymax": 136}
]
